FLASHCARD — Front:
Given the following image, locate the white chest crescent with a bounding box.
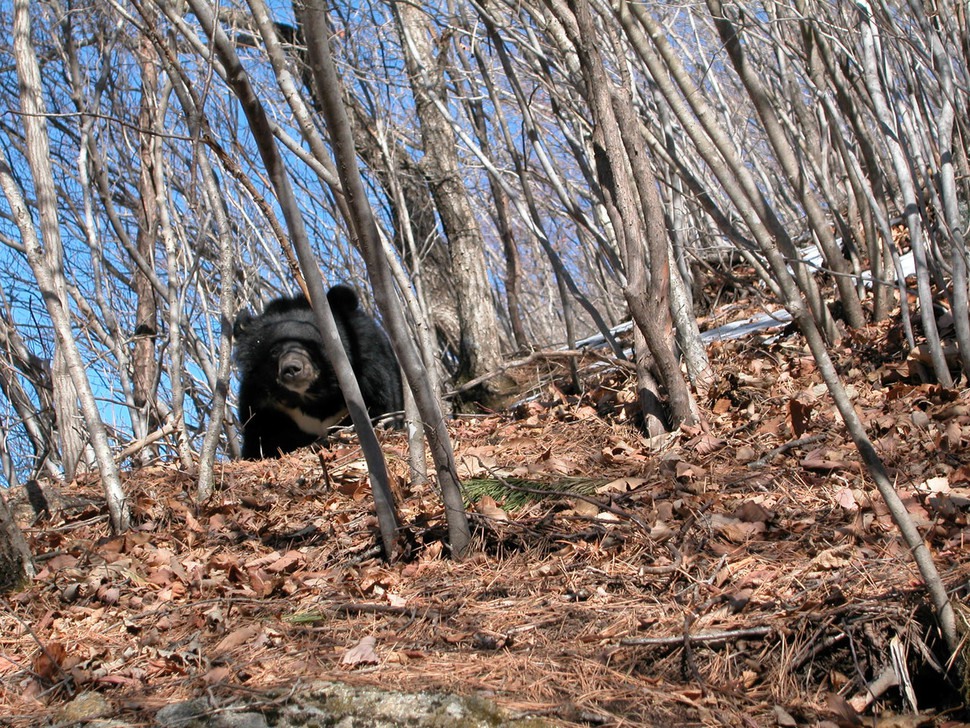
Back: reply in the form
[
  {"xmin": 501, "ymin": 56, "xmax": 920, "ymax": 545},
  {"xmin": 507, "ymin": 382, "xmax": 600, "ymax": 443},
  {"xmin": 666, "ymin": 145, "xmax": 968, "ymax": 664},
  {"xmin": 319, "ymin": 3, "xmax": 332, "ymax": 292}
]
[{"xmin": 275, "ymin": 404, "xmax": 348, "ymax": 436}]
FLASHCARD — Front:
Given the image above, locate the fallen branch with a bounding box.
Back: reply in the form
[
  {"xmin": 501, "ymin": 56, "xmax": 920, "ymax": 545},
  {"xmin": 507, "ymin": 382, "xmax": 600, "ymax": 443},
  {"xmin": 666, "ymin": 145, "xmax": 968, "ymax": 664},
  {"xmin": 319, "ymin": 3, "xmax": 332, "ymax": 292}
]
[
  {"xmin": 620, "ymin": 625, "xmax": 772, "ymax": 648},
  {"xmin": 115, "ymin": 422, "xmax": 177, "ymax": 461},
  {"xmin": 747, "ymin": 433, "xmax": 826, "ymax": 469},
  {"xmin": 451, "ymin": 348, "xmax": 635, "ymax": 395},
  {"xmin": 790, "ymin": 627, "xmax": 847, "ymax": 670},
  {"xmin": 285, "ymin": 602, "xmax": 446, "ymax": 624}
]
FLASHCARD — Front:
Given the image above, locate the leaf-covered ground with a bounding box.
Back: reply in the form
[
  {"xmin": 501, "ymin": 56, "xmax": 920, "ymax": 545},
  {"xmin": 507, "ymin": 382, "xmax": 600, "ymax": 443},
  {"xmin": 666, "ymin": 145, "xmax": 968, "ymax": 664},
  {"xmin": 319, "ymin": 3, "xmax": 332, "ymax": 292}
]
[{"xmin": 2, "ymin": 315, "xmax": 970, "ymax": 727}]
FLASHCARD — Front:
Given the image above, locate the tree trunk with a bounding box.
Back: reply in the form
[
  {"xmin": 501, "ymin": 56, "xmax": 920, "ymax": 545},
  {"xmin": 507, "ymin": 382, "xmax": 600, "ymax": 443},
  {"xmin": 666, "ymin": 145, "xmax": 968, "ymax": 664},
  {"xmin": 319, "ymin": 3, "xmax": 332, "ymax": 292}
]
[
  {"xmin": 0, "ymin": 489, "xmax": 34, "ymax": 593},
  {"xmin": 9, "ymin": 0, "xmax": 129, "ymax": 531},
  {"xmin": 187, "ymin": 0, "xmax": 406, "ymax": 556},
  {"xmin": 51, "ymin": 347, "xmax": 85, "ymax": 481},
  {"xmin": 393, "ymin": 2, "xmax": 511, "ymax": 392},
  {"xmin": 132, "ymin": 21, "xmax": 160, "ymax": 462},
  {"xmin": 552, "ymin": 0, "xmax": 697, "ymax": 427},
  {"xmin": 460, "ymin": 47, "xmax": 530, "ymax": 351},
  {"xmin": 707, "ymin": 0, "xmax": 865, "ymax": 330},
  {"xmin": 0, "ymin": 315, "xmax": 60, "ymax": 478},
  {"xmin": 345, "ymin": 99, "xmax": 464, "ymax": 361},
  {"xmin": 857, "ymin": 0, "xmax": 952, "ymax": 386}
]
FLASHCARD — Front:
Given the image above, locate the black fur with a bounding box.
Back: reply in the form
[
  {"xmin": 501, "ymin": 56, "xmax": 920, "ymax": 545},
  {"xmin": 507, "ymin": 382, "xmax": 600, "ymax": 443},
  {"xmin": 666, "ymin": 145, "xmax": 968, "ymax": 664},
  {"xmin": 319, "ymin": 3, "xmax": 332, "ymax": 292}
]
[{"xmin": 233, "ymin": 285, "xmax": 403, "ymax": 459}]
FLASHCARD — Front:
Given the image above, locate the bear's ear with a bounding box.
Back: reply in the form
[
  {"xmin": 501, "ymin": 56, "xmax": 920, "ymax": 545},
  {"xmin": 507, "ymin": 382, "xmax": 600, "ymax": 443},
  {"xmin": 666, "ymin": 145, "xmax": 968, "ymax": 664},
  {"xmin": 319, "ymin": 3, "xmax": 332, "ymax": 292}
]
[
  {"xmin": 327, "ymin": 284, "xmax": 360, "ymax": 313},
  {"xmin": 233, "ymin": 309, "xmax": 255, "ymax": 338}
]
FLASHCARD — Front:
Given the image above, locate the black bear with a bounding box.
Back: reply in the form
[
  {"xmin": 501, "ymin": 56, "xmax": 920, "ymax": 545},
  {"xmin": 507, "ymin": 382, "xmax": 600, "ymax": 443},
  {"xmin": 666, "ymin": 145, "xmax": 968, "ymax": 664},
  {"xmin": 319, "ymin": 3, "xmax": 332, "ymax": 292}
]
[{"xmin": 233, "ymin": 285, "xmax": 403, "ymax": 459}]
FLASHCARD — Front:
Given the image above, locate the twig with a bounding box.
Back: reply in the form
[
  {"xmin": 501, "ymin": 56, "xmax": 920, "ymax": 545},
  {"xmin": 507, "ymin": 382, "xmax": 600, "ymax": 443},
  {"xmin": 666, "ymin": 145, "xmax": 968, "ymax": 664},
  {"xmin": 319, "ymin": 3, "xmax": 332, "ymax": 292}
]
[
  {"xmin": 32, "ymin": 514, "xmax": 109, "ymax": 533},
  {"xmin": 790, "ymin": 626, "xmax": 846, "ymax": 670},
  {"xmin": 1, "ymin": 608, "xmax": 74, "ymax": 691},
  {"xmin": 115, "ymin": 422, "xmax": 177, "ymax": 461},
  {"xmin": 451, "ymin": 348, "xmax": 635, "ymax": 395},
  {"xmin": 850, "ymin": 665, "xmax": 898, "ymax": 712},
  {"xmin": 333, "ymin": 602, "xmax": 444, "ymax": 622},
  {"xmin": 620, "ymin": 625, "xmax": 772, "ymax": 647},
  {"xmin": 639, "ymin": 544, "xmax": 683, "ymax": 575},
  {"xmin": 682, "ymin": 614, "xmax": 703, "ymax": 686},
  {"xmin": 747, "ymin": 433, "xmax": 826, "ymax": 469},
  {"xmin": 316, "ymin": 450, "xmax": 333, "ymax": 491}
]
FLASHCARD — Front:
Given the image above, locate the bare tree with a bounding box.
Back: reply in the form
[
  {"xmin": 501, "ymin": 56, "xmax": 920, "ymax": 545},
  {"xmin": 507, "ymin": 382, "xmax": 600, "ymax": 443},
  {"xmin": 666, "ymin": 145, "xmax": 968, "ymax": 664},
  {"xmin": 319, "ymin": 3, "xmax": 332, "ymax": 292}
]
[
  {"xmin": 6, "ymin": 0, "xmax": 129, "ymax": 531},
  {"xmin": 392, "ymin": 2, "xmax": 512, "ymax": 394},
  {"xmin": 132, "ymin": 14, "xmax": 163, "ymax": 460},
  {"xmin": 541, "ymin": 0, "xmax": 698, "ymax": 427},
  {"xmin": 0, "ymin": 489, "xmax": 34, "ymax": 592},
  {"xmin": 300, "ymin": 0, "xmax": 471, "ymax": 555},
  {"xmin": 0, "ymin": 311, "xmax": 59, "ymax": 480}
]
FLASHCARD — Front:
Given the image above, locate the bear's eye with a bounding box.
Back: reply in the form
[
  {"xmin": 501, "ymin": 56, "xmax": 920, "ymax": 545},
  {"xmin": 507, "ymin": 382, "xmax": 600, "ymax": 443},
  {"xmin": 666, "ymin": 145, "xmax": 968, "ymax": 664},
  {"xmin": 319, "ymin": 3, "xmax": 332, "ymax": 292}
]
[{"xmin": 270, "ymin": 340, "xmax": 316, "ymax": 358}]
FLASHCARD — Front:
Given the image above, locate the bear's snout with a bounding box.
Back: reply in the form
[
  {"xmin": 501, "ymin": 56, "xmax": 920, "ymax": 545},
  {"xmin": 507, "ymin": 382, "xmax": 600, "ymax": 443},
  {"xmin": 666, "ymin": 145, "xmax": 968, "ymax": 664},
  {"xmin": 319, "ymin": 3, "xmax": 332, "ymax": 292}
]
[
  {"xmin": 277, "ymin": 348, "xmax": 317, "ymax": 392},
  {"xmin": 279, "ymin": 356, "xmax": 305, "ymax": 381}
]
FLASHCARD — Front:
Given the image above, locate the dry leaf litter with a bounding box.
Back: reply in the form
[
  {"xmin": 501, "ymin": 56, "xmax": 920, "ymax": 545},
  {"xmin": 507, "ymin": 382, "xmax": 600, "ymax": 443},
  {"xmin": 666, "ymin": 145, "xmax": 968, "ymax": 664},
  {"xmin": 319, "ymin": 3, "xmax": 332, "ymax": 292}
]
[{"xmin": 2, "ymin": 314, "xmax": 969, "ymax": 727}]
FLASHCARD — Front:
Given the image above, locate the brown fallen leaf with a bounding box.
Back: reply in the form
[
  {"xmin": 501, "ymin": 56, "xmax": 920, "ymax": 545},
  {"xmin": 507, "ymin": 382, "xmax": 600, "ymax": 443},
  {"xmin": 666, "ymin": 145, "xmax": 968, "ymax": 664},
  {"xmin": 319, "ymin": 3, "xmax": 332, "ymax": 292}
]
[
  {"xmin": 916, "ymin": 475, "xmax": 949, "ymax": 494},
  {"xmin": 248, "ymin": 568, "xmax": 277, "ymax": 597},
  {"xmin": 441, "ymin": 631, "xmax": 471, "ymax": 644},
  {"xmin": 788, "ymin": 398, "xmax": 814, "ymax": 438},
  {"xmin": 266, "ymin": 550, "xmax": 304, "ymax": 573},
  {"xmin": 202, "ymin": 666, "xmax": 232, "ymax": 685},
  {"xmin": 596, "ymin": 477, "xmax": 647, "ymax": 493},
  {"xmin": 45, "ymin": 554, "xmax": 78, "ymax": 571},
  {"xmin": 945, "ymin": 420, "xmax": 963, "ymax": 449},
  {"xmin": 341, "ymin": 635, "xmax": 379, "ymax": 668},
  {"xmin": 476, "ymin": 495, "xmax": 508, "ymax": 521},
  {"xmin": 801, "ymin": 448, "xmax": 861, "ymax": 472},
  {"xmin": 812, "ymin": 546, "xmax": 852, "ymax": 570},
  {"xmin": 899, "ymin": 490, "xmax": 931, "ymax": 526},
  {"xmin": 571, "ymin": 499, "xmax": 600, "ymax": 517},
  {"xmin": 735, "ymin": 445, "xmax": 757, "ymax": 463},
  {"xmin": 96, "ymin": 585, "xmax": 120, "ymax": 605},
  {"xmin": 710, "ymin": 513, "xmax": 766, "ymax": 542},
  {"xmin": 684, "ymin": 433, "xmax": 725, "ymax": 456},
  {"xmin": 834, "ymin": 487, "xmax": 859, "ymax": 511},
  {"xmin": 675, "ymin": 460, "xmax": 705, "ymax": 481},
  {"xmin": 213, "ymin": 624, "xmax": 263, "ymax": 656},
  {"xmin": 734, "ymin": 500, "xmax": 773, "ymax": 523},
  {"xmin": 337, "ymin": 478, "xmax": 370, "ymax": 500},
  {"xmin": 825, "ymin": 692, "xmax": 865, "ymax": 726},
  {"xmin": 32, "ymin": 642, "xmax": 67, "ymax": 682},
  {"xmin": 773, "ymin": 704, "xmax": 798, "ymax": 727}
]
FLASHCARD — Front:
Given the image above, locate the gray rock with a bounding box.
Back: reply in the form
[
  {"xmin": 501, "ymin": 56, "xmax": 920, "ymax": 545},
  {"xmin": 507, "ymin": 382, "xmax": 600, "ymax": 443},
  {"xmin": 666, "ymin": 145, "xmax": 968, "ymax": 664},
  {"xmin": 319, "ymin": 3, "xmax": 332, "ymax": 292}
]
[{"xmin": 152, "ymin": 682, "xmax": 552, "ymax": 727}]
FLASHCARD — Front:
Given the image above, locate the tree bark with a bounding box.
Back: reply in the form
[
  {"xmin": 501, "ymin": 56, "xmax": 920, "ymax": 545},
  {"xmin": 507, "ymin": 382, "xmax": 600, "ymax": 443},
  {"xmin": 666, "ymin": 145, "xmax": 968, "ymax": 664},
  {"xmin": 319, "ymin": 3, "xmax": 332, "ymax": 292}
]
[
  {"xmin": 300, "ymin": 0, "xmax": 472, "ymax": 557},
  {"xmin": 611, "ymin": 0, "xmax": 840, "ymax": 344},
  {"xmin": 0, "ymin": 314, "xmax": 60, "ymax": 478},
  {"xmin": 132, "ymin": 19, "xmax": 161, "ymax": 460},
  {"xmin": 706, "ymin": 0, "xmax": 865, "ymax": 330},
  {"xmin": 857, "ymin": 0, "xmax": 952, "ymax": 386},
  {"xmin": 8, "ymin": 0, "xmax": 129, "ymax": 531},
  {"xmin": 392, "ymin": 2, "xmax": 511, "ymax": 392},
  {"xmin": 0, "ymin": 489, "xmax": 34, "ymax": 593},
  {"xmin": 551, "ymin": 0, "xmax": 697, "ymax": 427}
]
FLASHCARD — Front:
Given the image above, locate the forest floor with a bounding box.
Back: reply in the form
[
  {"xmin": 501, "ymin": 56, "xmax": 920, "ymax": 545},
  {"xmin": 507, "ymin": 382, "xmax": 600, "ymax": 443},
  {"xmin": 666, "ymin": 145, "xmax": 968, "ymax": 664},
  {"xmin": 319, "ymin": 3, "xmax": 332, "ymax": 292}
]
[{"xmin": 3, "ymin": 302, "xmax": 970, "ymax": 727}]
